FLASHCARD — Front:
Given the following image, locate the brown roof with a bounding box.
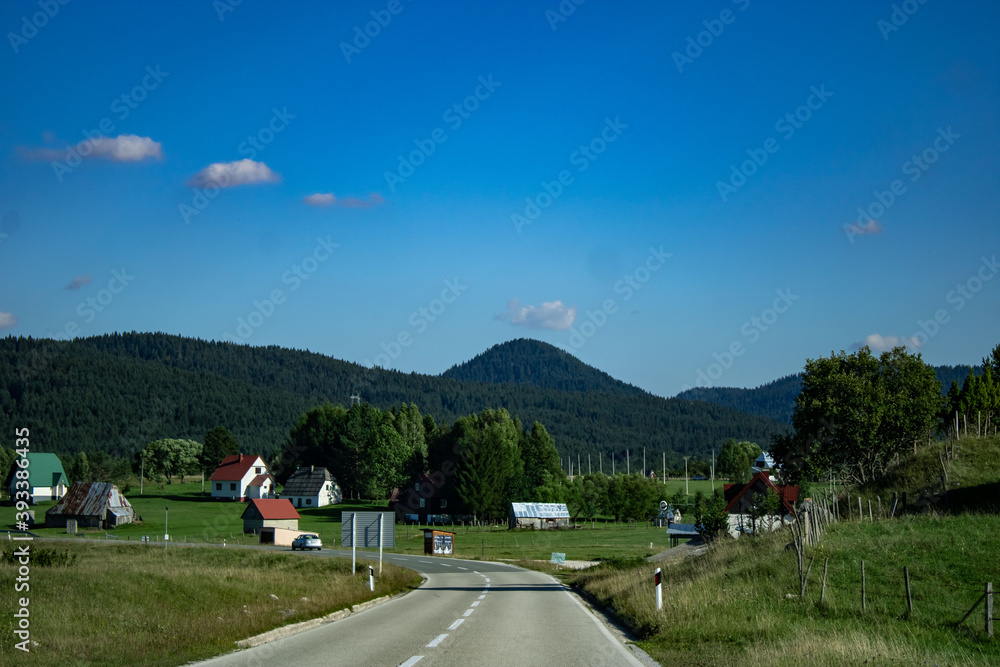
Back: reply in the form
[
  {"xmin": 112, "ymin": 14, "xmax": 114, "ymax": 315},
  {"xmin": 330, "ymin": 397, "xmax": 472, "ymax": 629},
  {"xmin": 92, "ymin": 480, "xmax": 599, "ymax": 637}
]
[
  {"xmin": 46, "ymin": 482, "xmax": 132, "ymax": 519},
  {"xmin": 241, "ymin": 498, "xmax": 300, "ymax": 521},
  {"xmin": 247, "ymin": 474, "xmax": 273, "ymax": 488},
  {"xmin": 723, "ymin": 472, "xmax": 799, "ymax": 516},
  {"xmin": 210, "ymin": 454, "xmax": 266, "ymax": 482}
]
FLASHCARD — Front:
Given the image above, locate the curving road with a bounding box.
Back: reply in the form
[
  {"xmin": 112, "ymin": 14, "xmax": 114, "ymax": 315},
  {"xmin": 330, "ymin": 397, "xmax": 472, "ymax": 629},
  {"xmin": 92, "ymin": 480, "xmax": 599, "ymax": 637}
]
[{"xmin": 196, "ymin": 550, "xmax": 648, "ymax": 667}]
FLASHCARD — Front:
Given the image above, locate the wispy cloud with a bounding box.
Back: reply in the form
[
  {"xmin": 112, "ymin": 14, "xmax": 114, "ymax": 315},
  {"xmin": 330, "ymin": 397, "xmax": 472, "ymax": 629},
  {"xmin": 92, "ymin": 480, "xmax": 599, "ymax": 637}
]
[
  {"xmin": 66, "ymin": 275, "xmax": 92, "ymax": 290},
  {"xmin": 187, "ymin": 159, "xmax": 280, "ymax": 188},
  {"xmin": 0, "ymin": 312, "xmax": 17, "ymax": 329},
  {"xmin": 303, "ymin": 192, "xmax": 385, "ymax": 208},
  {"xmin": 846, "ymin": 219, "xmax": 883, "ymax": 236},
  {"xmin": 860, "ymin": 333, "xmax": 921, "ymax": 351},
  {"xmin": 497, "ymin": 298, "xmax": 577, "ymax": 330},
  {"xmin": 20, "ymin": 134, "xmax": 163, "ymax": 162}
]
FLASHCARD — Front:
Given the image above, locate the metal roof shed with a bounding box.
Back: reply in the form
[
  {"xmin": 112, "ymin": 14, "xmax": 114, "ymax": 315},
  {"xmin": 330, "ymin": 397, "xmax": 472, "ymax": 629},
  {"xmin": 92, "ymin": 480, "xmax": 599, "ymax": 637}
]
[{"xmin": 508, "ymin": 502, "xmax": 571, "ymax": 530}]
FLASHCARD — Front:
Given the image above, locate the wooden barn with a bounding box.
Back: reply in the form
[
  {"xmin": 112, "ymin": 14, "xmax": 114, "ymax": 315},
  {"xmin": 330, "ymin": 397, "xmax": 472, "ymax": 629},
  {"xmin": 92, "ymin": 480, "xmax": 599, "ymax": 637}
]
[
  {"xmin": 45, "ymin": 481, "xmax": 135, "ymax": 529},
  {"xmin": 508, "ymin": 502, "xmax": 570, "ymax": 530},
  {"xmin": 241, "ymin": 498, "xmax": 300, "ymax": 534}
]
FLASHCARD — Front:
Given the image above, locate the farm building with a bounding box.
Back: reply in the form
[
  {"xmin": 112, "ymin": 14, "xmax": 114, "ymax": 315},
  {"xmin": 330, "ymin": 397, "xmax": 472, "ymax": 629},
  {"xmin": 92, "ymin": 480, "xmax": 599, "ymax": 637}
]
[
  {"xmin": 508, "ymin": 502, "xmax": 570, "ymax": 530},
  {"xmin": 241, "ymin": 498, "xmax": 300, "ymax": 534},
  {"xmin": 280, "ymin": 466, "xmax": 341, "ymax": 509},
  {"xmin": 5, "ymin": 452, "xmax": 69, "ymax": 504},
  {"xmin": 209, "ymin": 454, "xmax": 270, "ymax": 501},
  {"xmin": 45, "ymin": 481, "xmax": 135, "ymax": 529},
  {"xmin": 723, "ymin": 471, "xmax": 799, "ymax": 538}
]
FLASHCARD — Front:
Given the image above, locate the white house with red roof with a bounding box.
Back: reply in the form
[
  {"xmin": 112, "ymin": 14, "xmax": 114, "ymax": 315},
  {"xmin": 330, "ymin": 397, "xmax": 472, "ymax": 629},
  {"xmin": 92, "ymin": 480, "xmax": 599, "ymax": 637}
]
[{"xmin": 209, "ymin": 454, "xmax": 271, "ymax": 501}]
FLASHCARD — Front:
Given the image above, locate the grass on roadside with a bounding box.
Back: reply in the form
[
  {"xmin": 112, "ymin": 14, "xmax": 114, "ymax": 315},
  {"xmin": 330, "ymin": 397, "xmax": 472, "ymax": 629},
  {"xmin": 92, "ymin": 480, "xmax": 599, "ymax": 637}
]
[
  {"xmin": 569, "ymin": 513, "xmax": 999, "ymax": 667},
  {"xmin": 0, "ymin": 541, "xmax": 421, "ymax": 667}
]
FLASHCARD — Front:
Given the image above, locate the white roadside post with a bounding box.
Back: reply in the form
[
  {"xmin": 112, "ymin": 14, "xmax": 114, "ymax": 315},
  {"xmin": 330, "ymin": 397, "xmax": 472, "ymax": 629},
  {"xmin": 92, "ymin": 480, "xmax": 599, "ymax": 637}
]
[
  {"xmin": 379, "ymin": 513, "xmax": 384, "ymax": 575},
  {"xmin": 351, "ymin": 513, "xmax": 356, "ymax": 575},
  {"xmin": 655, "ymin": 568, "xmax": 663, "ymax": 610},
  {"xmin": 369, "ymin": 565, "xmax": 375, "ymax": 592}
]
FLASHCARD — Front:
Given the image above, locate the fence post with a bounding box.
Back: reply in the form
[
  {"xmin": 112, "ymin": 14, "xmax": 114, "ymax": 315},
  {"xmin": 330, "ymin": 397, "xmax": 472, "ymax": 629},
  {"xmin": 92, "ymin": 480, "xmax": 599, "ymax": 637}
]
[
  {"xmin": 987, "ymin": 582, "xmax": 994, "ymax": 638},
  {"xmin": 801, "ymin": 556, "xmax": 814, "ymax": 598},
  {"xmin": 820, "ymin": 557, "xmax": 829, "ymax": 605},
  {"xmin": 858, "ymin": 498, "xmax": 862, "ymax": 522},
  {"xmin": 861, "ymin": 560, "xmax": 867, "ymax": 613},
  {"xmin": 904, "ymin": 566, "xmax": 913, "ymax": 616},
  {"xmin": 868, "ymin": 499, "xmax": 873, "ymax": 522}
]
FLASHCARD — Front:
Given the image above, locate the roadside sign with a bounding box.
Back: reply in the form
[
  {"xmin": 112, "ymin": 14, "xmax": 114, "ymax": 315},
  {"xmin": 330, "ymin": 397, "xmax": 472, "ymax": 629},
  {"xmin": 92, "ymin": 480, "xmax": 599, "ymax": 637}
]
[{"xmin": 551, "ymin": 552, "xmax": 566, "ymax": 565}]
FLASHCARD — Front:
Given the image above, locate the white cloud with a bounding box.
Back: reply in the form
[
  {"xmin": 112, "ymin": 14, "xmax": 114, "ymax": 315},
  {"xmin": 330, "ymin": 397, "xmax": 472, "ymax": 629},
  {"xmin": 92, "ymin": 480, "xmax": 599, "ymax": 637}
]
[
  {"xmin": 861, "ymin": 333, "xmax": 921, "ymax": 351},
  {"xmin": 20, "ymin": 134, "xmax": 162, "ymax": 162},
  {"xmin": 303, "ymin": 193, "xmax": 335, "ymax": 206},
  {"xmin": 187, "ymin": 159, "xmax": 280, "ymax": 188},
  {"xmin": 0, "ymin": 312, "xmax": 17, "ymax": 329},
  {"xmin": 498, "ymin": 298, "xmax": 577, "ymax": 330},
  {"xmin": 66, "ymin": 275, "xmax": 92, "ymax": 290},
  {"xmin": 303, "ymin": 192, "xmax": 385, "ymax": 208}
]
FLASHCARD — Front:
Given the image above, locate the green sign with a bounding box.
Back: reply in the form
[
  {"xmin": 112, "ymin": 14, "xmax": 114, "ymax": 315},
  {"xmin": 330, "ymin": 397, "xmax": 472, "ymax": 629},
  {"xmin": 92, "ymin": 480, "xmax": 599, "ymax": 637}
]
[{"xmin": 551, "ymin": 552, "xmax": 566, "ymax": 564}]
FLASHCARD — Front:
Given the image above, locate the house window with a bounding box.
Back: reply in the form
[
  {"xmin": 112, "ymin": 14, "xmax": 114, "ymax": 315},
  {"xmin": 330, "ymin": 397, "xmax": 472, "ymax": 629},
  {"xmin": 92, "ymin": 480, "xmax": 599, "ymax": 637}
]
[
  {"xmin": 230, "ymin": 483, "xmax": 236, "ymax": 491},
  {"xmin": 306, "ymin": 499, "xmax": 311, "ymax": 505},
  {"xmin": 419, "ymin": 498, "xmax": 425, "ymax": 508},
  {"xmin": 256, "ymin": 467, "xmax": 263, "ymax": 474},
  {"xmin": 216, "ymin": 483, "xmax": 221, "ymax": 491},
  {"xmin": 440, "ymin": 500, "xmax": 447, "ymax": 508}
]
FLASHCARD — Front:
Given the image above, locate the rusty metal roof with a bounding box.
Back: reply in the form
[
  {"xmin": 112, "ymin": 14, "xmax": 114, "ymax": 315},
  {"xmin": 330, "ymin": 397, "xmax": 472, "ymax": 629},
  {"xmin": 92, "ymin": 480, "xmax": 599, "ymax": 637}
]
[{"xmin": 46, "ymin": 482, "xmax": 133, "ymax": 518}]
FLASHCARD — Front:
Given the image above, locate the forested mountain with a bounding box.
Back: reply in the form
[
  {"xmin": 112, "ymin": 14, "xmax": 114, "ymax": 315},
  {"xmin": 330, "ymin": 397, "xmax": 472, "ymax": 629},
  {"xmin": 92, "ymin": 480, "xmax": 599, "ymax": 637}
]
[
  {"xmin": 0, "ymin": 333, "xmax": 786, "ymax": 466},
  {"xmin": 675, "ymin": 365, "xmax": 983, "ymax": 425},
  {"xmin": 442, "ymin": 339, "xmax": 646, "ymax": 396}
]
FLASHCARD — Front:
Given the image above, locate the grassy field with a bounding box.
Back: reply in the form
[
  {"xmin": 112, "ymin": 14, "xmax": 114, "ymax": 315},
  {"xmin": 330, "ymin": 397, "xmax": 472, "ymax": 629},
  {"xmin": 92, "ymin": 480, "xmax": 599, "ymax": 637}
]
[
  {"xmin": 0, "ymin": 540, "xmax": 421, "ymax": 666},
  {"xmin": 0, "ymin": 478, "xmax": 718, "ymax": 559}
]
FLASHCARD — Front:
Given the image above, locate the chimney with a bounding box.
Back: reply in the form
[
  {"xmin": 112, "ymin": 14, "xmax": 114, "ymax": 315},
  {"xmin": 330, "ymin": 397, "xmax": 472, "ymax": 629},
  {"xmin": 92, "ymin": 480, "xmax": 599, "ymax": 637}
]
[{"xmin": 239, "ymin": 454, "xmax": 243, "ymax": 462}]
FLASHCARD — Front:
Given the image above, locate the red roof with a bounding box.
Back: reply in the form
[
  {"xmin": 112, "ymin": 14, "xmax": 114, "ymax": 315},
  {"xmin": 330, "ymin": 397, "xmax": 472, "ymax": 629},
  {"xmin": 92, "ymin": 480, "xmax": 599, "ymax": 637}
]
[
  {"xmin": 210, "ymin": 454, "xmax": 266, "ymax": 482},
  {"xmin": 247, "ymin": 474, "xmax": 273, "ymax": 488},
  {"xmin": 723, "ymin": 472, "xmax": 799, "ymax": 516},
  {"xmin": 242, "ymin": 498, "xmax": 300, "ymax": 520}
]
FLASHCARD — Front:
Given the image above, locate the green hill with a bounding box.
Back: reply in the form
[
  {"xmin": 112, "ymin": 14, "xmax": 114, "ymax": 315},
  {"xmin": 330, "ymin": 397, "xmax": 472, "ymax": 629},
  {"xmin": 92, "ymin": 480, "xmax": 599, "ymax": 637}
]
[
  {"xmin": 442, "ymin": 338, "xmax": 647, "ymax": 396},
  {"xmin": 0, "ymin": 332, "xmax": 788, "ymax": 464}
]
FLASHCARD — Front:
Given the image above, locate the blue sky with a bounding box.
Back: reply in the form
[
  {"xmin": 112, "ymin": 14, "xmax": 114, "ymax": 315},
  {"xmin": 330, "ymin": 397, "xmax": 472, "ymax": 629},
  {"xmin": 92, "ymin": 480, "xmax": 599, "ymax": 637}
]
[{"xmin": 1, "ymin": 0, "xmax": 998, "ymax": 398}]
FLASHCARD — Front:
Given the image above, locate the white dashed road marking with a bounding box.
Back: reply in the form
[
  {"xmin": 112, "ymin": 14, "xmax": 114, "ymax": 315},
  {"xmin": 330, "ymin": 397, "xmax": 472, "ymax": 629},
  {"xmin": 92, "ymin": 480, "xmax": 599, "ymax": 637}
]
[{"xmin": 427, "ymin": 634, "xmax": 448, "ymax": 648}]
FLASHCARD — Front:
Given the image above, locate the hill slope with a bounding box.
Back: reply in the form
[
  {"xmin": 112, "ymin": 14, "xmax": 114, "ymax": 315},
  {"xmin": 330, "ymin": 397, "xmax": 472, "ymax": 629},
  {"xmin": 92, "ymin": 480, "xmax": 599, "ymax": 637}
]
[
  {"xmin": 0, "ymin": 333, "xmax": 788, "ymax": 463},
  {"xmin": 441, "ymin": 338, "xmax": 646, "ymax": 396}
]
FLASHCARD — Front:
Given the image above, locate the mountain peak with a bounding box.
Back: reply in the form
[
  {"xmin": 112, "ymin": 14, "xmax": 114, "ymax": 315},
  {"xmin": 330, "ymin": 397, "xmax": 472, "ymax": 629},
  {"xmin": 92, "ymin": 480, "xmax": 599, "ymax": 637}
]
[{"xmin": 441, "ymin": 338, "xmax": 646, "ymax": 396}]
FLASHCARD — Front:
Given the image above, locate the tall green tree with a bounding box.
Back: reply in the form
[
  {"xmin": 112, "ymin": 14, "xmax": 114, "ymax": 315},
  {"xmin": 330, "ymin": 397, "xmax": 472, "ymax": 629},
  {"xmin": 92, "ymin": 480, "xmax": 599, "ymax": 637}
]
[
  {"xmin": 520, "ymin": 421, "xmax": 561, "ymax": 492},
  {"xmin": 772, "ymin": 346, "xmax": 941, "ymax": 484},
  {"xmin": 140, "ymin": 438, "xmax": 202, "ymax": 484},
  {"xmin": 342, "ymin": 403, "xmax": 410, "ymax": 500},
  {"xmin": 454, "ymin": 408, "xmax": 524, "ymax": 521},
  {"xmin": 201, "ymin": 426, "xmax": 240, "ymax": 472}
]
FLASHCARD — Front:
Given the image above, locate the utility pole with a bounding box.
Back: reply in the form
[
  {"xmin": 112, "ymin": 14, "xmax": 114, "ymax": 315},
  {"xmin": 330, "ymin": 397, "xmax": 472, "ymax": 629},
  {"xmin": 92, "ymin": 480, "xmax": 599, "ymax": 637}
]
[
  {"xmin": 684, "ymin": 456, "xmax": 691, "ymax": 495},
  {"xmin": 588, "ymin": 453, "xmax": 591, "ymax": 475},
  {"xmin": 643, "ymin": 448, "xmax": 646, "ymax": 478},
  {"xmin": 140, "ymin": 454, "xmax": 144, "ymax": 496},
  {"xmin": 600, "ymin": 452, "xmax": 603, "ymax": 474},
  {"xmin": 612, "ymin": 453, "xmax": 615, "ymax": 475},
  {"xmin": 627, "ymin": 449, "xmax": 630, "ymax": 475},
  {"xmin": 662, "ymin": 452, "xmax": 666, "ymax": 485},
  {"xmin": 711, "ymin": 448, "xmax": 716, "ymax": 491}
]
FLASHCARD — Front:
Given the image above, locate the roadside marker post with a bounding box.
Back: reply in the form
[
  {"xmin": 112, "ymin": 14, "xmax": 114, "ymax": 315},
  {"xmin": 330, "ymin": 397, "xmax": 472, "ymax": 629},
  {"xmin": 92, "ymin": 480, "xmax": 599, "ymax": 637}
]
[
  {"xmin": 352, "ymin": 513, "xmax": 356, "ymax": 575},
  {"xmin": 655, "ymin": 568, "xmax": 662, "ymax": 610},
  {"xmin": 369, "ymin": 565, "xmax": 375, "ymax": 592},
  {"xmin": 379, "ymin": 513, "xmax": 383, "ymax": 576}
]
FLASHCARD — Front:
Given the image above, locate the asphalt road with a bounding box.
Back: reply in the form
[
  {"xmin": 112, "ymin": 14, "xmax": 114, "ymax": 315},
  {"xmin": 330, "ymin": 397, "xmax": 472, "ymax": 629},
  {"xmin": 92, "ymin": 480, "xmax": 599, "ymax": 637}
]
[{"xmin": 195, "ymin": 549, "xmax": 648, "ymax": 667}]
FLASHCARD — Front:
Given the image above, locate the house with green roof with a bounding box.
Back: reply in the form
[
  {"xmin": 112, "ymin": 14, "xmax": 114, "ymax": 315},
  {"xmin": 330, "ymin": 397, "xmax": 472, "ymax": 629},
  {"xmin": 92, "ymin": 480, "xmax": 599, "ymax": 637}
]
[{"xmin": 6, "ymin": 453, "xmax": 69, "ymax": 504}]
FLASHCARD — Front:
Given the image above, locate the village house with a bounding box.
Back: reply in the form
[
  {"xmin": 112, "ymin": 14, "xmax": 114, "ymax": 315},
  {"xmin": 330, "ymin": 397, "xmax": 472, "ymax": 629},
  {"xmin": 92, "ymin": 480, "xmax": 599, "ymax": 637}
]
[
  {"xmin": 209, "ymin": 454, "xmax": 270, "ymax": 501},
  {"xmin": 389, "ymin": 473, "xmax": 452, "ymax": 524},
  {"xmin": 241, "ymin": 498, "xmax": 300, "ymax": 534},
  {"xmin": 45, "ymin": 481, "xmax": 135, "ymax": 529},
  {"xmin": 723, "ymin": 471, "xmax": 799, "ymax": 538},
  {"xmin": 280, "ymin": 465, "xmax": 341, "ymax": 509},
  {"xmin": 6, "ymin": 452, "xmax": 69, "ymax": 504}
]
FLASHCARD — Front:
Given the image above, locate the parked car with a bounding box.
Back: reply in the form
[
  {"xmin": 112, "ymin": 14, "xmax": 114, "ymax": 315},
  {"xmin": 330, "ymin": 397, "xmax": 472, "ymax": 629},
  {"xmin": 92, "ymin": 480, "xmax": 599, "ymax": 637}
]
[
  {"xmin": 692, "ymin": 475, "xmax": 707, "ymax": 480},
  {"xmin": 291, "ymin": 533, "xmax": 322, "ymax": 551}
]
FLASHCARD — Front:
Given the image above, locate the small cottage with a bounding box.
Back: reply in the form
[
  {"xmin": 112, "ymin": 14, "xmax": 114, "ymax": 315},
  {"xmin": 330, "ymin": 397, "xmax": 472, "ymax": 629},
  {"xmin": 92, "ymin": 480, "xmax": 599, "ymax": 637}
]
[
  {"xmin": 241, "ymin": 498, "xmax": 300, "ymax": 534},
  {"xmin": 209, "ymin": 454, "xmax": 270, "ymax": 501},
  {"xmin": 281, "ymin": 466, "xmax": 341, "ymax": 509},
  {"xmin": 723, "ymin": 471, "xmax": 799, "ymax": 537},
  {"xmin": 45, "ymin": 481, "xmax": 135, "ymax": 529},
  {"xmin": 508, "ymin": 502, "xmax": 570, "ymax": 530},
  {"xmin": 6, "ymin": 452, "xmax": 69, "ymax": 504}
]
